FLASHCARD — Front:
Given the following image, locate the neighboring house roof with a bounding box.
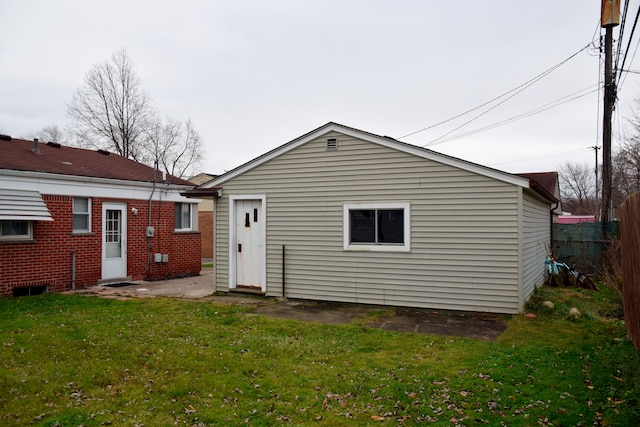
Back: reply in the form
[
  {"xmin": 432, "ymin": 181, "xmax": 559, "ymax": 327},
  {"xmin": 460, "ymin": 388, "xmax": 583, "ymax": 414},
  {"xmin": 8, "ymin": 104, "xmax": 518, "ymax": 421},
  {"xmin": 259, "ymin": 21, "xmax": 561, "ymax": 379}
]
[
  {"xmin": 202, "ymin": 122, "xmax": 556, "ymax": 202},
  {"xmin": 558, "ymin": 215, "xmax": 595, "ymax": 224},
  {"xmin": 189, "ymin": 172, "xmax": 218, "ymax": 186},
  {"xmin": 517, "ymin": 172, "xmax": 560, "ymax": 204},
  {"xmin": 0, "ymin": 135, "xmax": 193, "ymax": 186}
]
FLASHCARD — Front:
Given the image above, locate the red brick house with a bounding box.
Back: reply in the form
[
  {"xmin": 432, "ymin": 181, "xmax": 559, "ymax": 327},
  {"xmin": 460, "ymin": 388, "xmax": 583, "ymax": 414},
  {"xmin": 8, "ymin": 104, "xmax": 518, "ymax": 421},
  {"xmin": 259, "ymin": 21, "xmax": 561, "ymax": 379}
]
[{"xmin": 0, "ymin": 135, "xmax": 202, "ymax": 296}]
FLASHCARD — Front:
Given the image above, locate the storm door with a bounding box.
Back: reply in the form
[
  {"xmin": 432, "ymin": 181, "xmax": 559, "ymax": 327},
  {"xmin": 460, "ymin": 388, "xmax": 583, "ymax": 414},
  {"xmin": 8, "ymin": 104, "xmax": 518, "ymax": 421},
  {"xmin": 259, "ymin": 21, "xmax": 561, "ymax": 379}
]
[{"xmin": 102, "ymin": 203, "xmax": 127, "ymax": 280}]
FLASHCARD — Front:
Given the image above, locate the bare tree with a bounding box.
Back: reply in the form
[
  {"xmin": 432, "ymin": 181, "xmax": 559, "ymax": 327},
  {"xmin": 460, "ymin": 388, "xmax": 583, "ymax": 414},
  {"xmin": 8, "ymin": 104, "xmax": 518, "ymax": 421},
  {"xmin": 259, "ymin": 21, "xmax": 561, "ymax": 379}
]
[
  {"xmin": 146, "ymin": 118, "xmax": 203, "ymax": 179},
  {"xmin": 66, "ymin": 48, "xmax": 203, "ymax": 178},
  {"xmin": 66, "ymin": 48, "xmax": 154, "ymax": 161},
  {"xmin": 39, "ymin": 124, "xmax": 66, "ymax": 143},
  {"xmin": 613, "ymin": 134, "xmax": 640, "ymax": 205},
  {"xmin": 559, "ymin": 162, "xmax": 599, "ymax": 215}
]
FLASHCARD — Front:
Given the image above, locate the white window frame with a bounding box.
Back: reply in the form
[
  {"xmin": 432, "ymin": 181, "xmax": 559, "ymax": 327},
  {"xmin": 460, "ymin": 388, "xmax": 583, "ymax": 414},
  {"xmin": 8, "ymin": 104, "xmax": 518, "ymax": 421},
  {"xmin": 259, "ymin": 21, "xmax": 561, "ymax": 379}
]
[
  {"xmin": 72, "ymin": 197, "xmax": 91, "ymax": 233},
  {"xmin": 0, "ymin": 220, "xmax": 33, "ymax": 241},
  {"xmin": 174, "ymin": 203, "xmax": 192, "ymax": 231},
  {"xmin": 343, "ymin": 202, "xmax": 411, "ymax": 252}
]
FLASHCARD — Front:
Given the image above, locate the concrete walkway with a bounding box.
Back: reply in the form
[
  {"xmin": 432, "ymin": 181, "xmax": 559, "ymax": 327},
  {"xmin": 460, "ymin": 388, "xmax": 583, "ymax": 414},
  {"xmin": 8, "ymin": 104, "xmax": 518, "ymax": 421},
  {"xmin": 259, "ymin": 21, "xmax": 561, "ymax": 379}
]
[{"xmin": 71, "ymin": 268, "xmax": 509, "ymax": 341}]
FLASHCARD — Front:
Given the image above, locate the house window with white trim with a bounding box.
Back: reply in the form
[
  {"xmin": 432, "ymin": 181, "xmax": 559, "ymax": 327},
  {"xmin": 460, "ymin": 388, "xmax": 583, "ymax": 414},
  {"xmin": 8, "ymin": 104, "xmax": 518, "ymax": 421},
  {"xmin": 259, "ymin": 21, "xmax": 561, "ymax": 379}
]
[
  {"xmin": 0, "ymin": 220, "xmax": 33, "ymax": 241},
  {"xmin": 175, "ymin": 203, "xmax": 192, "ymax": 230},
  {"xmin": 73, "ymin": 197, "xmax": 91, "ymax": 233},
  {"xmin": 343, "ymin": 202, "xmax": 410, "ymax": 252}
]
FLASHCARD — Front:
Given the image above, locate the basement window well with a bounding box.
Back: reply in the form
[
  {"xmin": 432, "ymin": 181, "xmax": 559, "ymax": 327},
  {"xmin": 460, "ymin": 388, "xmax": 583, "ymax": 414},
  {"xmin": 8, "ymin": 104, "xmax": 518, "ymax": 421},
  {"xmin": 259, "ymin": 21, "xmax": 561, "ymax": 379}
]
[{"xmin": 13, "ymin": 285, "xmax": 48, "ymax": 297}]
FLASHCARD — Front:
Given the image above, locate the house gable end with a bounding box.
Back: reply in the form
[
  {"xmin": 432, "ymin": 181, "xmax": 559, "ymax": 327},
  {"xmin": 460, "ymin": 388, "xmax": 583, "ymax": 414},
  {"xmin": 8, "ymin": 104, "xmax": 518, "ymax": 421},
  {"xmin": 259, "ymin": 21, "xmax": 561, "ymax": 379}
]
[{"xmin": 203, "ymin": 122, "xmax": 531, "ymax": 189}]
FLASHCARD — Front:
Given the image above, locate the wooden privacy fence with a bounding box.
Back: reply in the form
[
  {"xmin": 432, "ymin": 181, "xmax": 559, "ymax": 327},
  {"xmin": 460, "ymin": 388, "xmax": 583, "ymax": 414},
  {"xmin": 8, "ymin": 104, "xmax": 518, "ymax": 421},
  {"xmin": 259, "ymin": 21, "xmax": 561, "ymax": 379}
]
[
  {"xmin": 621, "ymin": 192, "xmax": 640, "ymax": 353},
  {"xmin": 553, "ymin": 221, "xmax": 618, "ymax": 273}
]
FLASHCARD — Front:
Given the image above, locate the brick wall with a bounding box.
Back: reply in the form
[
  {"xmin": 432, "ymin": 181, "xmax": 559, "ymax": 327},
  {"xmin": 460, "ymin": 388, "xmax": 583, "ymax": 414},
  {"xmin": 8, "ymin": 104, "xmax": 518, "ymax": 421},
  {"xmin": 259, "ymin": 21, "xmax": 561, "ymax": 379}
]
[
  {"xmin": 0, "ymin": 195, "xmax": 201, "ymax": 296},
  {"xmin": 199, "ymin": 210, "xmax": 214, "ymax": 259}
]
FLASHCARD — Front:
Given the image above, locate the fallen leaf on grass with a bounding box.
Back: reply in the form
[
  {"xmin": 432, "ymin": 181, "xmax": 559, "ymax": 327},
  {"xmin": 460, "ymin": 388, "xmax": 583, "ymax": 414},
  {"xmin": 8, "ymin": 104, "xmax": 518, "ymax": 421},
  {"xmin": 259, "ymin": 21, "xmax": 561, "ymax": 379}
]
[
  {"xmin": 525, "ymin": 313, "xmax": 536, "ymax": 318},
  {"xmin": 371, "ymin": 415, "xmax": 385, "ymax": 421}
]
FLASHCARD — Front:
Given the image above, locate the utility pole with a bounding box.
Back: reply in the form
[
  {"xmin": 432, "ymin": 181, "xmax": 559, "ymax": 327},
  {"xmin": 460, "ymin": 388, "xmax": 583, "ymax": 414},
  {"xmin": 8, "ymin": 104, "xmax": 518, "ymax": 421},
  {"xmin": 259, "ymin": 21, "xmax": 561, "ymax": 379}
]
[{"xmin": 600, "ymin": 0, "xmax": 620, "ymax": 222}]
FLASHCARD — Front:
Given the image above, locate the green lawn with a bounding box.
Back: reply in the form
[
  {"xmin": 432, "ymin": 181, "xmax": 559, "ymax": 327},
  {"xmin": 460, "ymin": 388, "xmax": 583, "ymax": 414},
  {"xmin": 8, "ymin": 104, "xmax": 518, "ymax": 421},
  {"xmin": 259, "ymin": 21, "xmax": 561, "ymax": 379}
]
[{"xmin": 1, "ymin": 284, "xmax": 638, "ymax": 426}]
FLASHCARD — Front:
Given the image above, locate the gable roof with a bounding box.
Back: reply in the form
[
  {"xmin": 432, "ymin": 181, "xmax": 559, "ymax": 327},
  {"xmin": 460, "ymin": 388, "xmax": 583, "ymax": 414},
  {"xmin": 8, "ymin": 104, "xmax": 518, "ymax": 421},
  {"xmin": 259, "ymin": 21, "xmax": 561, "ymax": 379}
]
[
  {"xmin": 0, "ymin": 136, "xmax": 194, "ymax": 186},
  {"xmin": 203, "ymin": 122, "xmax": 533, "ymax": 189}
]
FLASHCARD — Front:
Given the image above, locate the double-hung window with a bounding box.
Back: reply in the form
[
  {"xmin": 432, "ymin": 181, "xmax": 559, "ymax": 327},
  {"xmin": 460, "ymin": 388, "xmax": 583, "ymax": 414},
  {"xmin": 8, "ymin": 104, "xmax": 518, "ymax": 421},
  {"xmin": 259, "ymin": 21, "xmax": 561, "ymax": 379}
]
[
  {"xmin": 175, "ymin": 203, "xmax": 192, "ymax": 230},
  {"xmin": 73, "ymin": 197, "xmax": 91, "ymax": 233},
  {"xmin": 343, "ymin": 202, "xmax": 410, "ymax": 252}
]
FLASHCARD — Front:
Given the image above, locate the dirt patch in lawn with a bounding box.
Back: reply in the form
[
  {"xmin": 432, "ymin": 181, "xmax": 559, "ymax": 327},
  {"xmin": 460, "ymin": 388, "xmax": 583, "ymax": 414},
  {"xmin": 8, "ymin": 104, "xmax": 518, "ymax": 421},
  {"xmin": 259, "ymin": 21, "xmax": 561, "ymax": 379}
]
[{"xmin": 254, "ymin": 300, "xmax": 508, "ymax": 341}]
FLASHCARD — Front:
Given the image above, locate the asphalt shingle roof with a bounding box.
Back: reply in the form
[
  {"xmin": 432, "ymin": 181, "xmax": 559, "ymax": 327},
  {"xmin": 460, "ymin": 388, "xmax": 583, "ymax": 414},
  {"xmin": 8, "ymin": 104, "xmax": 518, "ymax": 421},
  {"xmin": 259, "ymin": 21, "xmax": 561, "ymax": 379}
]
[{"xmin": 0, "ymin": 136, "xmax": 193, "ymax": 186}]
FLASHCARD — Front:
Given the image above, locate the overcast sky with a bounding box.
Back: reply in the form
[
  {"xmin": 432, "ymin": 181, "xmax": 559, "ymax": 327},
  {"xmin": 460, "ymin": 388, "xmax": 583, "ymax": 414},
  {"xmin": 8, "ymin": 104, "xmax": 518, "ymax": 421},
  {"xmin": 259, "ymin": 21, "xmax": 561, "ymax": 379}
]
[{"xmin": 2, "ymin": 1, "xmax": 639, "ymax": 176}]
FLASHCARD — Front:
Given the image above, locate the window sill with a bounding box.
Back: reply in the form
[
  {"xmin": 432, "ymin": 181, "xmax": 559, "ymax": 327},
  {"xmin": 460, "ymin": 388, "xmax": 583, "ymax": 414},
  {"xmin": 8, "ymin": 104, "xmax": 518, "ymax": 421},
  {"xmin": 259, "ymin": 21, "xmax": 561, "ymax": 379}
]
[
  {"xmin": 71, "ymin": 231, "xmax": 95, "ymax": 237},
  {"xmin": 0, "ymin": 238, "xmax": 35, "ymax": 244},
  {"xmin": 344, "ymin": 243, "xmax": 410, "ymax": 253}
]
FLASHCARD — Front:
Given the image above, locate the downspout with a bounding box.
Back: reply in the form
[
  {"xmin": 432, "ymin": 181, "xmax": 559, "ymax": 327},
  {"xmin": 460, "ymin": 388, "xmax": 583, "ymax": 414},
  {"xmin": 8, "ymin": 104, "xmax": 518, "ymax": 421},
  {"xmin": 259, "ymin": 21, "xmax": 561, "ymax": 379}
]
[
  {"xmin": 550, "ymin": 202, "xmax": 559, "ymax": 257},
  {"xmin": 71, "ymin": 251, "xmax": 76, "ymax": 290},
  {"xmin": 143, "ymin": 162, "xmax": 158, "ymax": 278},
  {"xmin": 282, "ymin": 245, "xmax": 286, "ymax": 299}
]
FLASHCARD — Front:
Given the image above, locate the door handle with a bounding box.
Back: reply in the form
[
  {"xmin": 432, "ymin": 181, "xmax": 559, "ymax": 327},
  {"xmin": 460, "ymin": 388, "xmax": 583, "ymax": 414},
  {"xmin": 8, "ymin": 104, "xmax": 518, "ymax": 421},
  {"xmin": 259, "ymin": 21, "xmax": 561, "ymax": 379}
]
[{"xmin": 238, "ymin": 243, "xmax": 242, "ymax": 253}]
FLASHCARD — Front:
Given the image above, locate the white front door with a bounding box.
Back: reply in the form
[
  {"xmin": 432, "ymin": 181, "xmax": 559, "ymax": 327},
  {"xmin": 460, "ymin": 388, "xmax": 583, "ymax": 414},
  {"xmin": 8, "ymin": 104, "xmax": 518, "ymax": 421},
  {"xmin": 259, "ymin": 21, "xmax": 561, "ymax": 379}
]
[
  {"xmin": 102, "ymin": 203, "xmax": 127, "ymax": 280},
  {"xmin": 232, "ymin": 198, "xmax": 264, "ymax": 290}
]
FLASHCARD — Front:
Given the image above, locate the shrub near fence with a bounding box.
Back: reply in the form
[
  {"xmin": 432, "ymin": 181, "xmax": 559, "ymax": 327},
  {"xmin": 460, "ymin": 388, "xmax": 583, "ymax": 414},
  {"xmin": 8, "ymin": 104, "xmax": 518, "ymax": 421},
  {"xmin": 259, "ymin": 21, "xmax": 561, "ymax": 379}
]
[{"xmin": 621, "ymin": 192, "xmax": 640, "ymax": 353}]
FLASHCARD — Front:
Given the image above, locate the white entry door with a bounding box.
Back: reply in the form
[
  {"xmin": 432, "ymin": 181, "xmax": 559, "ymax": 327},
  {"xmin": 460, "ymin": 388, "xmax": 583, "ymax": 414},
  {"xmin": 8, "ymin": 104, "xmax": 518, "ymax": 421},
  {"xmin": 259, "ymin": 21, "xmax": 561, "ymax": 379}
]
[
  {"xmin": 102, "ymin": 203, "xmax": 127, "ymax": 280},
  {"xmin": 234, "ymin": 199, "xmax": 263, "ymax": 289}
]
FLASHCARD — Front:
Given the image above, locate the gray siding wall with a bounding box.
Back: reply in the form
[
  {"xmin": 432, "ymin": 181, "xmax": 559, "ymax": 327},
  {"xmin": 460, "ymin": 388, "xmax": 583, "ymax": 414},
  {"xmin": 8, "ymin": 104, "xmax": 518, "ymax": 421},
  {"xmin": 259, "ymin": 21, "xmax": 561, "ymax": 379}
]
[
  {"xmin": 520, "ymin": 190, "xmax": 552, "ymax": 307},
  {"xmin": 215, "ymin": 132, "xmax": 525, "ymax": 313}
]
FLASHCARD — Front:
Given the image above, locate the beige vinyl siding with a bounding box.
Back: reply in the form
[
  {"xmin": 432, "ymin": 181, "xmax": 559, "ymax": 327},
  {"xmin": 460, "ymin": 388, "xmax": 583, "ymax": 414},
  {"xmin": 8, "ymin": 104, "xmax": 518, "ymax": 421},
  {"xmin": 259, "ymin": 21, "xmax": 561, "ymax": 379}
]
[
  {"xmin": 215, "ymin": 132, "xmax": 524, "ymax": 313},
  {"xmin": 520, "ymin": 190, "xmax": 552, "ymax": 307},
  {"xmin": 213, "ymin": 196, "xmax": 229, "ymax": 292}
]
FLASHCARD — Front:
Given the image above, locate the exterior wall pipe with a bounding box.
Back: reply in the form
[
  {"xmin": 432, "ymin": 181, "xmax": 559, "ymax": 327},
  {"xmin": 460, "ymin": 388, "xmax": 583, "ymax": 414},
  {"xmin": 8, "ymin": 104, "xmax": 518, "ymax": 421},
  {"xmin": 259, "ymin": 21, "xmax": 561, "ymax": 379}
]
[
  {"xmin": 550, "ymin": 202, "xmax": 559, "ymax": 257},
  {"xmin": 282, "ymin": 245, "xmax": 286, "ymax": 299},
  {"xmin": 71, "ymin": 251, "xmax": 76, "ymax": 290},
  {"xmin": 144, "ymin": 162, "xmax": 158, "ymax": 279}
]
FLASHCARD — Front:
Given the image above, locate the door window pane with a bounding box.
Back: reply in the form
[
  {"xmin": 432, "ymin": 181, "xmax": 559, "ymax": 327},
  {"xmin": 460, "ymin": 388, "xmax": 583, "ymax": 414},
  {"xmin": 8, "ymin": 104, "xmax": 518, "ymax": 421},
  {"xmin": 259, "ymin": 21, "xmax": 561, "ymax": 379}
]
[{"xmin": 105, "ymin": 210, "xmax": 121, "ymax": 258}]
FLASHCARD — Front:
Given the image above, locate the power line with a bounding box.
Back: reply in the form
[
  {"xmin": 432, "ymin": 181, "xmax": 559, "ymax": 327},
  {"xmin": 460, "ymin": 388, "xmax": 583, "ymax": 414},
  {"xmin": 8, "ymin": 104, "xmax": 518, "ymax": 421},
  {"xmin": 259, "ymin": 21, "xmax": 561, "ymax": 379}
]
[
  {"xmin": 399, "ymin": 44, "xmax": 591, "ymax": 140},
  {"xmin": 613, "ymin": 0, "xmax": 630, "ymax": 77},
  {"xmin": 616, "ymin": 4, "xmax": 640, "ymax": 89},
  {"xmin": 489, "ymin": 147, "xmax": 594, "ymax": 168},
  {"xmin": 420, "ymin": 85, "xmax": 599, "ymax": 147}
]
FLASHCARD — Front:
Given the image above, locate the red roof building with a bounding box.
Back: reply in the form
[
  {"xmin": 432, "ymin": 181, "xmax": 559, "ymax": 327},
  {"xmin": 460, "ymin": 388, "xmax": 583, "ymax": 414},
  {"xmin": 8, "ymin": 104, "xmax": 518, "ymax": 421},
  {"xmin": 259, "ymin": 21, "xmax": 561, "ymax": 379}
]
[{"xmin": 0, "ymin": 136, "xmax": 202, "ymax": 296}]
